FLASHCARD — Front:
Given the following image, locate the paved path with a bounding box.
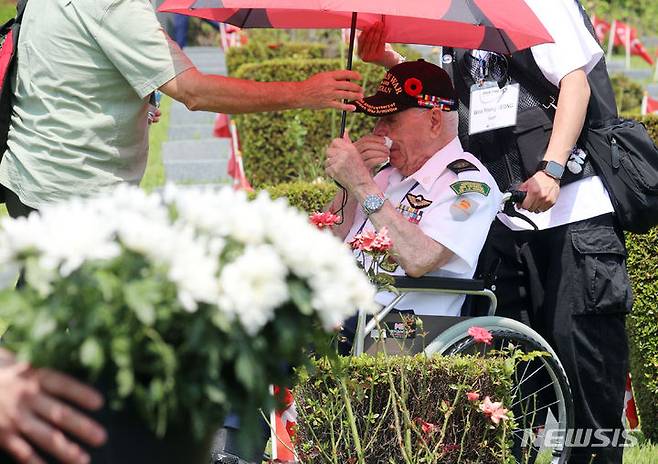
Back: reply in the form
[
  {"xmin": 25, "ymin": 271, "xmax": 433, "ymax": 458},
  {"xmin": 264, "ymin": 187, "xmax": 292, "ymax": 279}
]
[{"xmin": 162, "ymin": 46, "xmax": 231, "ymax": 185}]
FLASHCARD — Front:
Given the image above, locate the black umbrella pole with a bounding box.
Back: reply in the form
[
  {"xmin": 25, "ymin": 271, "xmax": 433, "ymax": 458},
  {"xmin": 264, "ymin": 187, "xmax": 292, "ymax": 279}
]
[{"xmin": 339, "ymin": 11, "xmax": 358, "ymax": 138}]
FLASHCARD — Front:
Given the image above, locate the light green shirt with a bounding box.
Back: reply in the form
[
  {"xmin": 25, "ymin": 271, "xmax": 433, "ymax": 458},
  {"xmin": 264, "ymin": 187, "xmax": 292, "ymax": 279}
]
[{"xmin": 0, "ymin": 0, "xmax": 193, "ymax": 208}]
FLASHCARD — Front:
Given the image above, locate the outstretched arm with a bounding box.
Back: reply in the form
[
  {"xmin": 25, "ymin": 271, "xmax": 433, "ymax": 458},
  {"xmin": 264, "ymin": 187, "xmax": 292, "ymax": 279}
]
[{"xmin": 160, "ymin": 68, "xmax": 365, "ymax": 114}]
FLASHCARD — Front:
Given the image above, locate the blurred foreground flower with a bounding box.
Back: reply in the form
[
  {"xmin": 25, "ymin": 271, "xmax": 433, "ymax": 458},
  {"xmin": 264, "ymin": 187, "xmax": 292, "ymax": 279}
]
[{"xmin": 0, "ymin": 185, "xmax": 376, "ymax": 444}]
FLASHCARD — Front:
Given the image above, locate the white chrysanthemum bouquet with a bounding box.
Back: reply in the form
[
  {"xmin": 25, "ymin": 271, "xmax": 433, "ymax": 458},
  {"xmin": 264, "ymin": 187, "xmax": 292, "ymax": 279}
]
[{"xmin": 0, "ymin": 185, "xmax": 375, "ymax": 441}]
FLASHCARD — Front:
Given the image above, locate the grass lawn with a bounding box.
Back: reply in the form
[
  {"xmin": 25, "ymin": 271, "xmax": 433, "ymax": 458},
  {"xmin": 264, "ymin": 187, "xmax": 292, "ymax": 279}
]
[
  {"xmin": 624, "ymin": 441, "xmax": 658, "ymax": 463},
  {"xmin": 0, "ymin": 0, "xmax": 15, "ymax": 23},
  {"xmin": 141, "ymin": 95, "xmax": 171, "ymax": 192}
]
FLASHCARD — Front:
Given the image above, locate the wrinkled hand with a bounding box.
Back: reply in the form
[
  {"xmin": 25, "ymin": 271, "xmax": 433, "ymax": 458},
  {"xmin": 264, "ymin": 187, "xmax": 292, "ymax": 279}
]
[
  {"xmin": 325, "ymin": 136, "xmax": 372, "ymax": 190},
  {"xmin": 0, "ymin": 349, "xmax": 106, "ymax": 464},
  {"xmin": 520, "ymin": 171, "xmax": 560, "ymax": 213},
  {"xmin": 354, "ymin": 135, "xmax": 390, "ymax": 173},
  {"xmin": 299, "ymin": 70, "xmax": 364, "ymax": 111},
  {"xmin": 148, "ymin": 108, "xmax": 162, "ymax": 125},
  {"xmin": 357, "ymin": 22, "xmax": 403, "ymax": 69}
]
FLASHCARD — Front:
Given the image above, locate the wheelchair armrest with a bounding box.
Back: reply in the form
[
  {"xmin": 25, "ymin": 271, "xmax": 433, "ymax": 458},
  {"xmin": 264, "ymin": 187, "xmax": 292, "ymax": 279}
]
[{"xmin": 393, "ymin": 276, "xmax": 487, "ymax": 292}]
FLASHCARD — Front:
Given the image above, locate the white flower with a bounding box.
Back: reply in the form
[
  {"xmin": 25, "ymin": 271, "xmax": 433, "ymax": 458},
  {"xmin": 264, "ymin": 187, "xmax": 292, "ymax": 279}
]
[
  {"xmin": 0, "ymin": 183, "xmax": 377, "ymax": 338},
  {"xmin": 218, "ymin": 244, "xmax": 289, "ymax": 335}
]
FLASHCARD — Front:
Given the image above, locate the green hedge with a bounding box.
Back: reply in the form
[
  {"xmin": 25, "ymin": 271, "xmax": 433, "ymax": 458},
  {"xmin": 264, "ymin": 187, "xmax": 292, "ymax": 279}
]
[
  {"xmin": 226, "ymin": 42, "xmax": 327, "ymax": 76},
  {"xmin": 294, "ymin": 355, "xmax": 513, "ymax": 463},
  {"xmin": 637, "ymin": 114, "xmax": 658, "ymax": 142},
  {"xmin": 627, "ymin": 230, "xmax": 658, "ymax": 442},
  {"xmin": 626, "ymin": 114, "xmax": 658, "ymax": 442},
  {"xmin": 262, "ymin": 180, "xmax": 337, "ymax": 213},
  {"xmin": 233, "ymin": 58, "xmax": 383, "ymax": 187},
  {"xmin": 611, "ymin": 74, "xmax": 644, "ymax": 114}
]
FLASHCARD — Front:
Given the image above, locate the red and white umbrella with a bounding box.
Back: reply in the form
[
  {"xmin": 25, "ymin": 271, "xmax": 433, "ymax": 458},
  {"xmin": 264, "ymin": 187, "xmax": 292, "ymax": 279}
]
[
  {"xmin": 159, "ymin": 0, "xmax": 553, "ymax": 55},
  {"xmin": 159, "ymin": 0, "xmax": 553, "ymax": 135}
]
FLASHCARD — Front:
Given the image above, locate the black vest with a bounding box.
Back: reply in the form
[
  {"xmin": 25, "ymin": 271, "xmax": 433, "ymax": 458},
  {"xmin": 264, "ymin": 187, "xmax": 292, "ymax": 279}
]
[{"xmin": 445, "ymin": 2, "xmax": 618, "ymax": 192}]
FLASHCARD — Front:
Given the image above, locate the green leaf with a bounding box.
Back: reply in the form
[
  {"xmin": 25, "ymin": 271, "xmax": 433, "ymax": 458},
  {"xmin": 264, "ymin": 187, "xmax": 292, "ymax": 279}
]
[
  {"xmin": 288, "ymin": 280, "xmax": 313, "ymax": 316},
  {"xmin": 235, "ymin": 352, "xmax": 257, "ymax": 391},
  {"xmin": 205, "ymin": 385, "xmax": 227, "ymax": 405},
  {"xmin": 117, "ymin": 367, "xmax": 135, "ymax": 397},
  {"xmin": 80, "ymin": 337, "xmax": 105, "ymax": 373},
  {"xmin": 31, "ymin": 311, "xmax": 56, "ymax": 339},
  {"xmin": 124, "ymin": 281, "xmax": 159, "ymax": 326}
]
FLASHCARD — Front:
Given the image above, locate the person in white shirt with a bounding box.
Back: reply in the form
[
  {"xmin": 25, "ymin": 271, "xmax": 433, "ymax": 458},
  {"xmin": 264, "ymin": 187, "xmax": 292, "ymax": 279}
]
[
  {"xmin": 358, "ymin": 1, "xmax": 632, "ymax": 463},
  {"xmin": 326, "ymin": 60, "xmax": 501, "ymax": 317}
]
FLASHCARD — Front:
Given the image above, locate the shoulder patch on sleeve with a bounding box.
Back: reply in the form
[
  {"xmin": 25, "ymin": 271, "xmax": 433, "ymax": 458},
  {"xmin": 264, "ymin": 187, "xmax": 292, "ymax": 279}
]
[
  {"xmin": 450, "ymin": 180, "xmax": 491, "ymax": 197},
  {"xmin": 447, "ymin": 159, "xmax": 479, "ymax": 175}
]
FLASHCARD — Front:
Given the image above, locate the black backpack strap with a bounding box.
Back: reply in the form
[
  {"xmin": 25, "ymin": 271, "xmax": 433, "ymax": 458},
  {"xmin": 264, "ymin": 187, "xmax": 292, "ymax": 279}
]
[{"xmin": 16, "ymin": 0, "xmax": 28, "ymax": 21}]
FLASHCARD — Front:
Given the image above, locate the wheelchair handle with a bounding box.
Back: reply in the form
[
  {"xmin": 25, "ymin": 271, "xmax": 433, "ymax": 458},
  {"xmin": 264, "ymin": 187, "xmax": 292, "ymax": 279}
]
[{"xmin": 507, "ymin": 189, "xmax": 527, "ymax": 205}]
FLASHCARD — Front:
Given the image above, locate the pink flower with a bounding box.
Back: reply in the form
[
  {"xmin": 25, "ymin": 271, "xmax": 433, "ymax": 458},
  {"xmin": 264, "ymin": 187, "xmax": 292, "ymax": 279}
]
[
  {"xmin": 350, "ymin": 229, "xmax": 376, "ymax": 251},
  {"xmin": 371, "ymin": 227, "xmax": 393, "ymax": 252},
  {"xmin": 479, "ymin": 396, "xmax": 509, "ymax": 425},
  {"xmin": 414, "ymin": 417, "xmax": 438, "ymax": 436},
  {"xmin": 468, "ymin": 326, "xmax": 493, "ymax": 345},
  {"xmin": 467, "ymin": 391, "xmax": 480, "ymax": 402},
  {"xmin": 350, "ymin": 228, "xmax": 393, "ymax": 253},
  {"xmin": 309, "ymin": 211, "xmax": 341, "ymax": 229}
]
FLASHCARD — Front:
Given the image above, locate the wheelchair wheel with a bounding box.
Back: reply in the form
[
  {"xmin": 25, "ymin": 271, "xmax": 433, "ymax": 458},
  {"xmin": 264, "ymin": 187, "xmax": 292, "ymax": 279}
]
[{"xmin": 425, "ymin": 317, "xmax": 574, "ymax": 464}]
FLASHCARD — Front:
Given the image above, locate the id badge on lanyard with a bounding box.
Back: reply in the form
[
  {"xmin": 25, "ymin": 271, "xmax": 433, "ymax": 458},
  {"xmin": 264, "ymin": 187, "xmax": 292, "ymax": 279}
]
[{"xmin": 468, "ymin": 52, "xmax": 520, "ymax": 135}]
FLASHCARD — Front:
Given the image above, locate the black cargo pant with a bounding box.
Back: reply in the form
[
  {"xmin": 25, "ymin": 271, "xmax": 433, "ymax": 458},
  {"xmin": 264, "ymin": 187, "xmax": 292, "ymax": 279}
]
[{"xmin": 473, "ymin": 214, "xmax": 632, "ymax": 464}]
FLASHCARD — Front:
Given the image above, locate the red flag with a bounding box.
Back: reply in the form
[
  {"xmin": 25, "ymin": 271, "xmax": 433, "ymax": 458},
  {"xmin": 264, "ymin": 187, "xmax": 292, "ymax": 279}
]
[
  {"xmin": 591, "ymin": 15, "xmax": 610, "ymax": 44},
  {"xmin": 213, "ymin": 113, "xmax": 231, "ymax": 138},
  {"xmin": 227, "ymin": 121, "xmax": 253, "ymax": 191},
  {"xmin": 623, "ymin": 373, "xmax": 639, "ymax": 430},
  {"xmin": 613, "ymin": 22, "xmax": 630, "ymax": 47},
  {"xmin": 272, "ymin": 386, "xmax": 297, "ymax": 462},
  {"xmin": 614, "ymin": 23, "xmax": 655, "ymax": 65},
  {"xmin": 642, "ymin": 94, "xmax": 658, "ymax": 115},
  {"xmin": 631, "ymin": 37, "xmax": 654, "ymax": 66}
]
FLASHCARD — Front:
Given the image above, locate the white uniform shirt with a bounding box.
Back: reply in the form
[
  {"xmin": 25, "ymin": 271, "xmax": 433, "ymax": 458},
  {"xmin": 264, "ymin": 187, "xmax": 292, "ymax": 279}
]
[
  {"xmin": 497, "ymin": 0, "xmax": 615, "ymax": 231},
  {"xmin": 345, "ymin": 137, "xmax": 502, "ymax": 316}
]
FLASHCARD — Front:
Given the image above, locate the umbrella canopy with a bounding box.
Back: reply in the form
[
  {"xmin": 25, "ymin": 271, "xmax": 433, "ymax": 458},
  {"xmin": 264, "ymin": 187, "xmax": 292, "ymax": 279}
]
[{"xmin": 158, "ymin": 0, "xmax": 553, "ymax": 55}]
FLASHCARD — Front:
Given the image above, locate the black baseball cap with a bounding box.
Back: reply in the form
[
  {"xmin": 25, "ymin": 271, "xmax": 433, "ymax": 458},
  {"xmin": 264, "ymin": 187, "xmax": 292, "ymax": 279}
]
[{"xmin": 353, "ymin": 59, "xmax": 458, "ymax": 117}]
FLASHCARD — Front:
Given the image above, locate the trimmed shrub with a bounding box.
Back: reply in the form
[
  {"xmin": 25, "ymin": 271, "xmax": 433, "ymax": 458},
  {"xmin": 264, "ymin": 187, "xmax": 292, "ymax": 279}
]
[
  {"xmin": 226, "ymin": 42, "xmax": 327, "ymax": 75},
  {"xmin": 264, "ymin": 180, "xmax": 337, "ymax": 214},
  {"xmin": 611, "ymin": 74, "xmax": 644, "ymax": 114},
  {"xmin": 637, "ymin": 114, "xmax": 658, "ymax": 142},
  {"xmin": 627, "ymin": 230, "xmax": 658, "ymax": 442},
  {"xmin": 294, "ymin": 355, "xmax": 514, "ymax": 463},
  {"xmin": 626, "ymin": 113, "xmax": 658, "ymax": 441},
  {"xmin": 234, "ymin": 58, "xmax": 383, "ymax": 187}
]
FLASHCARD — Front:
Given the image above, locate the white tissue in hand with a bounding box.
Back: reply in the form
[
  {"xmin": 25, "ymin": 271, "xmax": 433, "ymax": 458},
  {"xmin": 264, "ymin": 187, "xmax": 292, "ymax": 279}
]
[{"xmin": 383, "ymin": 136, "xmax": 393, "ymax": 149}]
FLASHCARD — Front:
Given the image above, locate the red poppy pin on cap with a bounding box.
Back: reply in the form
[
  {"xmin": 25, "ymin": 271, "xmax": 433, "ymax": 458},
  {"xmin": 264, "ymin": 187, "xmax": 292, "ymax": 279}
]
[{"xmin": 353, "ymin": 59, "xmax": 458, "ymax": 117}]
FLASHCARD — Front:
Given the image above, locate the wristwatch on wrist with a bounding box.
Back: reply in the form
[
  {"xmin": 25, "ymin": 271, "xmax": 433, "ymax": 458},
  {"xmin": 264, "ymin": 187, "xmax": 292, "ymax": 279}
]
[
  {"xmin": 537, "ymin": 160, "xmax": 565, "ymax": 181},
  {"xmin": 362, "ymin": 194, "xmax": 385, "ymax": 216}
]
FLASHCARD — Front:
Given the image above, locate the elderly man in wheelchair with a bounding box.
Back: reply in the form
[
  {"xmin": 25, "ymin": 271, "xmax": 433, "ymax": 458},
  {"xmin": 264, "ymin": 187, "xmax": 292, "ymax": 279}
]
[{"xmin": 325, "ymin": 60, "xmax": 574, "ymax": 464}]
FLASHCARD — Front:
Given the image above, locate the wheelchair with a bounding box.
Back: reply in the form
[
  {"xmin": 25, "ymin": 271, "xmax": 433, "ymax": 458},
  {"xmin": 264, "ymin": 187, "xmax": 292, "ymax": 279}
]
[{"xmin": 351, "ymin": 265, "xmax": 574, "ymax": 463}]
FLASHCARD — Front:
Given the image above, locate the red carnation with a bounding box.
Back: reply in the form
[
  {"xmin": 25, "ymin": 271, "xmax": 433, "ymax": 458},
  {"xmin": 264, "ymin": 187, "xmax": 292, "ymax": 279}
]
[
  {"xmin": 309, "ymin": 211, "xmax": 341, "ymax": 229},
  {"xmin": 468, "ymin": 326, "xmax": 493, "ymax": 345},
  {"xmin": 404, "ymin": 78, "xmax": 423, "ymax": 97}
]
